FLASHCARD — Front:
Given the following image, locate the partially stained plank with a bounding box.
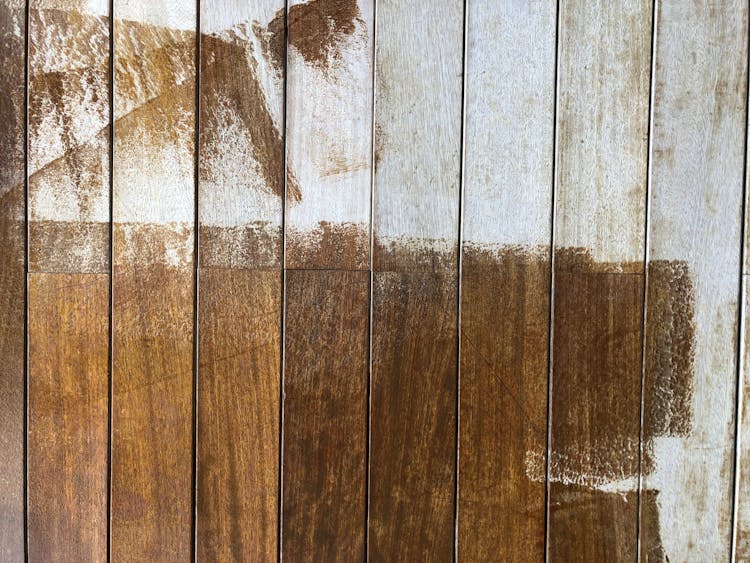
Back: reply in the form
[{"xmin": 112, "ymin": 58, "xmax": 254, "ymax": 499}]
[
  {"xmin": 369, "ymin": 0, "xmax": 463, "ymax": 559},
  {"xmin": 645, "ymin": 2, "xmax": 747, "ymax": 560},
  {"xmin": 285, "ymin": 0, "xmax": 374, "ymax": 270},
  {"xmin": 548, "ymin": 1, "xmax": 651, "ymax": 560},
  {"xmin": 283, "ymin": 269, "xmax": 369, "ymax": 561},
  {"xmin": 26, "ymin": 2, "xmax": 111, "ymax": 560},
  {"xmin": 0, "ymin": 0, "xmax": 26, "ymax": 558},
  {"xmin": 27, "ymin": 274, "xmax": 109, "ymax": 562},
  {"xmin": 459, "ymin": 2, "xmax": 556, "ymax": 560},
  {"xmin": 196, "ymin": 2, "xmax": 284, "ymax": 559},
  {"xmin": 281, "ymin": 0, "xmax": 373, "ymax": 557},
  {"xmin": 111, "ymin": 2, "xmax": 196, "ymax": 559}
]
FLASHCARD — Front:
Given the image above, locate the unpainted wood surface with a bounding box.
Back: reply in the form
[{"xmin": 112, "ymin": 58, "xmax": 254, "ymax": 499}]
[
  {"xmin": 111, "ymin": 1, "xmax": 196, "ymax": 559},
  {"xmin": 548, "ymin": 1, "xmax": 652, "ymax": 560},
  {"xmin": 0, "ymin": 0, "xmax": 26, "ymax": 559},
  {"xmin": 283, "ymin": 269, "xmax": 369, "ymax": 561},
  {"xmin": 196, "ymin": 2, "xmax": 284, "ymax": 559},
  {"xmin": 27, "ymin": 274, "xmax": 108, "ymax": 562},
  {"xmin": 459, "ymin": 2, "xmax": 556, "ymax": 560},
  {"xmin": 646, "ymin": 2, "xmax": 747, "ymax": 560},
  {"xmin": 369, "ymin": 1, "xmax": 463, "ymax": 559}
]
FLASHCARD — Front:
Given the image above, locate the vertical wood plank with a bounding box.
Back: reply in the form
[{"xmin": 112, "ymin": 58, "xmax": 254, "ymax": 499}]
[
  {"xmin": 111, "ymin": 2, "xmax": 196, "ymax": 559},
  {"xmin": 548, "ymin": 1, "xmax": 651, "ymax": 560},
  {"xmin": 27, "ymin": 275, "xmax": 109, "ymax": 562},
  {"xmin": 281, "ymin": 0, "xmax": 373, "ymax": 558},
  {"xmin": 0, "ymin": 0, "xmax": 26, "ymax": 558},
  {"xmin": 644, "ymin": 2, "xmax": 747, "ymax": 560},
  {"xmin": 368, "ymin": 0, "xmax": 463, "ymax": 559},
  {"xmin": 196, "ymin": 2, "xmax": 283, "ymax": 559},
  {"xmin": 283, "ymin": 269, "xmax": 369, "ymax": 560},
  {"xmin": 26, "ymin": 2, "xmax": 110, "ymax": 560},
  {"xmin": 459, "ymin": 2, "xmax": 556, "ymax": 560}
]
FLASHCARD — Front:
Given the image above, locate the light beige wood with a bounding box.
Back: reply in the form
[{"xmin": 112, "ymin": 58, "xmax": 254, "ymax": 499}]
[{"xmin": 644, "ymin": 2, "xmax": 747, "ymax": 560}]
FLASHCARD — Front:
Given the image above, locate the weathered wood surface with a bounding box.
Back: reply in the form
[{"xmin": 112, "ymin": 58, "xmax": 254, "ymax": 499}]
[
  {"xmin": 196, "ymin": 2, "xmax": 283, "ymax": 560},
  {"xmin": 283, "ymin": 269, "xmax": 369, "ymax": 560},
  {"xmin": 369, "ymin": 0, "xmax": 463, "ymax": 559},
  {"xmin": 646, "ymin": 2, "xmax": 747, "ymax": 561},
  {"xmin": 459, "ymin": 2, "xmax": 556, "ymax": 560},
  {"xmin": 27, "ymin": 274, "xmax": 109, "ymax": 562},
  {"xmin": 26, "ymin": 2, "xmax": 111, "ymax": 560},
  {"xmin": 548, "ymin": 1, "xmax": 652, "ymax": 560},
  {"xmin": 0, "ymin": 1, "xmax": 26, "ymax": 558},
  {"xmin": 111, "ymin": 1, "xmax": 196, "ymax": 559}
]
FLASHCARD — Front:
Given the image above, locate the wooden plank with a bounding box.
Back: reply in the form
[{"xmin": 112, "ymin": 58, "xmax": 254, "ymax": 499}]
[
  {"xmin": 26, "ymin": 2, "xmax": 110, "ymax": 560},
  {"xmin": 283, "ymin": 269, "xmax": 369, "ymax": 560},
  {"xmin": 644, "ymin": 2, "xmax": 747, "ymax": 560},
  {"xmin": 27, "ymin": 274, "xmax": 109, "ymax": 562},
  {"xmin": 111, "ymin": 2, "xmax": 196, "ymax": 559},
  {"xmin": 458, "ymin": 2, "xmax": 556, "ymax": 560},
  {"xmin": 368, "ymin": 0, "xmax": 463, "ymax": 559},
  {"xmin": 548, "ymin": 1, "xmax": 651, "ymax": 560},
  {"xmin": 0, "ymin": 0, "xmax": 26, "ymax": 558},
  {"xmin": 196, "ymin": 2, "xmax": 284, "ymax": 559},
  {"xmin": 28, "ymin": 0, "xmax": 110, "ymax": 274},
  {"xmin": 285, "ymin": 0, "xmax": 374, "ymax": 270}
]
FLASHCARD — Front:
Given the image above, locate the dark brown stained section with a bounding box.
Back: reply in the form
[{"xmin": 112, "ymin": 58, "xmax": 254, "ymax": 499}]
[
  {"xmin": 287, "ymin": 222, "xmax": 369, "ymax": 270},
  {"xmin": 27, "ymin": 274, "xmax": 108, "ymax": 562},
  {"xmin": 283, "ymin": 269, "xmax": 369, "ymax": 561},
  {"xmin": 198, "ymin": 224, "xmax": 281, "ymax": 270},
  {"xmin": 200, "ymin": 29, "xmax": 299, "ymax": 210},
  {"xmin": 111, "ymin": 242, "xmax": 194, "ymax": 561},
  {"xmin": 458, "ymin": 245, "xmax": 549, "ymax": 561},
  {"xmin": 640, "ymin": 260, "xmax": 696, "ymax": 558},
  {"xmin": 197, "ymin": 269, "xmax": 280, "ymax": 561},
  {"xmin": 0, "ymin": 0, "xmax": 25, "ymax": 558},
  {"xmin": 548, "ymin": 248, "xmax": 644, "ymax": 561},
  {"xmin": 369, "ymin": 249, "xmax": 457, "ymax": 562},
  {"xmin": 269, "ymin": 0, "xmax": 363, "ymax": 71},
  {"xmin": 28, "ymin": 7, "xmax": 110, "ymax": 274}
]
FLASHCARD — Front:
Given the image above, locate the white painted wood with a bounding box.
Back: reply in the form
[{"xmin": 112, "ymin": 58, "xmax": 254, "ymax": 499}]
[
  {"xmin": 555, "ymin": 0, "xmax": 651, "ymax": 264},
  {"xmin": 645, "ymin": 1, "xmax": 747, "ymax": 560},
  {"xmin": 373, "ymin": 0, "xmax": 463, "ymax": 258},
  {"xmin": 285, "ymin": 0, "xmax": 373, "ymax": 268},
  {"xmin": 463, "ymin": 0, "xmax": 556, "ymax": 250}
]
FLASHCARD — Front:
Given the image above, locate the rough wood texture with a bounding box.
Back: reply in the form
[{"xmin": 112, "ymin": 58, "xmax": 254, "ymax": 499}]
[
  {"xmin": 197, "ymin": 270, "xmax": 280, "ymax": 561},
  {"xmin": 27, "ymin": 274, "xmax": 109, "ymax": 562},
  {"xmin": 0, "ymin": 1, "xmax": 26, "ymax": 558},
  {"xmin": 196, "ymin": 3, "xmax": 284, "ymax": 559},
  {"xmin": 283, "ymin": 269, "xmax": 368, "ymax": 560},
  {"xmin": 285, "ymin": 0, "xmax": 374, "ymax": 269},
  {"xmin": 28, "ymin": 1, "xmax": 110, "ymax": 274},
  {"xmin": 645, "ymin": 2, "xmax": 747, "ymax": 560},
  {"xmin": 459, "ymin": 2, "xmax": 555, "ymax": 560},
  {"xmin": 368, "ymin": 1, "xmax": 463, "ymax": 559},
  {"xmin": 548, "ymin": 1, "xmax": 651, "ymax": 560},
  {"xmin": 111, "ymin": 2, "xmax": 196, "ymax": 559}
]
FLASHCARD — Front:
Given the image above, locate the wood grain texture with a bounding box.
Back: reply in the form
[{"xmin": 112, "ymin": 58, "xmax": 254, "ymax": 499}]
[
  {"xmin": 28, "ymin": 1, "xmax": 110, "ymax": 274},
  {"xmin": 285, "ymin": 0, "xmax": 374, "ymax": 269},
  {"xmin": 283, "ymin": 269, "xmax": 368, "ymax": 560},
  {"xmin": 196, "ymin": 2, "xmax": 284, "ymax": 560},
  {"xmin": 111, "ymin": 1, "xmax": 196, "ymax": 559},
  {"xmin": 369, "ymin": 1, "xmax": 463, "ymax": 559},
  {"xmin": 645, "ymin": 2, "xmax": 747, "ymax": 560},
  {"xmin": 27, "ymin": 274, "xmax": 108, "ymax": 562},
  {"xmin": 197, "ymin": 270, "xmax": 280, "ymax": 561},
  {"xmin": 0, "ymin": 1, "xmax": 26, "ymax": 556},
  {"xmin": 548, "ymin": 1, "xmax": 651, "ymax": 560},
  {"xmin": 458, "ymin": 2, "xmax": 555, "ymax": 560}
]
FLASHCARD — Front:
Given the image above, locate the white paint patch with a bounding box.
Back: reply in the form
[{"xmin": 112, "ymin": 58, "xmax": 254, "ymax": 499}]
[{"xmin": 115, "ymin": 0, "xmax": 196, "ymax": 31}]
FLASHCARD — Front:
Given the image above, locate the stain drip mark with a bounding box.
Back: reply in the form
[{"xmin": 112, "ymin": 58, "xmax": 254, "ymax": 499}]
[{"xmin": 268, "ymin": 0, "xmax": 363, "ymax": 71}]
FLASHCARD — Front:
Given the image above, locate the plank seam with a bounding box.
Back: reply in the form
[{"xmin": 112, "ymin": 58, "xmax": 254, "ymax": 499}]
[
  {"xmin": 107, "ymin": 0, "xmax": 115, "ymax": 560},
  {"xmin": 23, "ymin": 0, "xmax": 30, "ymax": 559},
  {"xmin": 543, "ymin": 1, "xmax": 561, "ymax": 560},
  {"xmin": 730, "ymin": 3, "xmax": 750, "ymax": 560}
]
